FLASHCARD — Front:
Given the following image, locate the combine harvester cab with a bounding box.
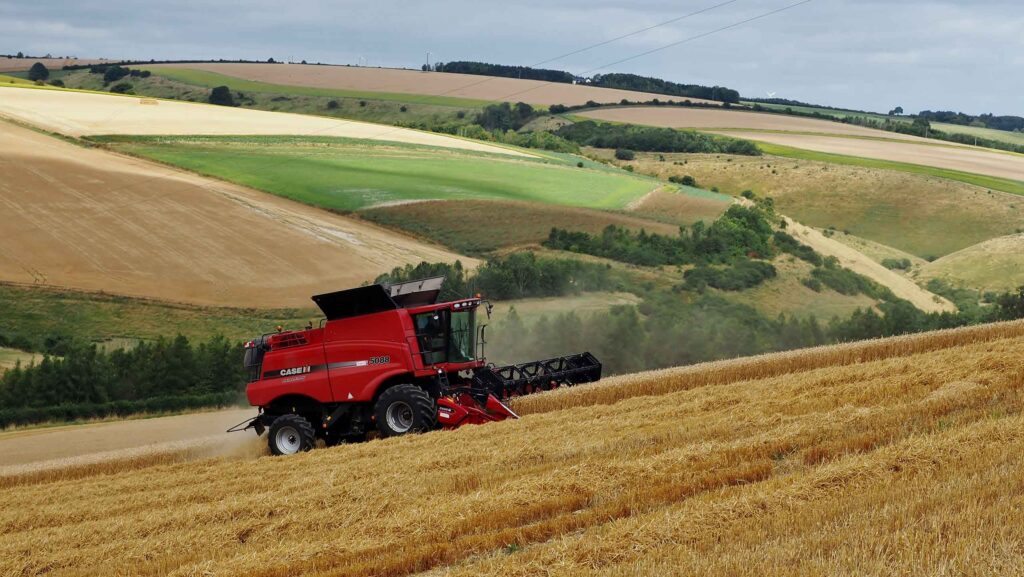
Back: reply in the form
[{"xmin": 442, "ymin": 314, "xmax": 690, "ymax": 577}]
[{"xmin": 233, "ymin": 276, "xmax": 601, "ymax": 455}]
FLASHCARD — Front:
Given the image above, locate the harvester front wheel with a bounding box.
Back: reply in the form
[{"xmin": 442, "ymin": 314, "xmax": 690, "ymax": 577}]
[
  {"xmin": 375, "ymin": 384, "xmax": 436, "ymax": 437},
  {"xmin": 268, "ymin": 414, "xmax": 315, "ymax": 456}
]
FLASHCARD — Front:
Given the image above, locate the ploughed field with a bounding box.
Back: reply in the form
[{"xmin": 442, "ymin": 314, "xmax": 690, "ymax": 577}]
[
  {"xmin": 0, "ymin": 120, "xmax": 467, "ymax": 308},
  {"xmin": 146, "ymin": 62, "xmax": 722, "ymax": 107},
  {"xmin": 579, "ymin": 106, "xmax": 1024, "ymax": 183},
  {"xmin": 4, "ymin": 321, "xmax": 1024, "ymax": 576}
]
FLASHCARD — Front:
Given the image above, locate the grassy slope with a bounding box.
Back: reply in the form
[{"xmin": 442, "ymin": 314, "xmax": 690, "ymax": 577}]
[
  {"xmin": 359, "ymin": 199, "xmax": 685, "ymax": 254},
  {"xmin": 0, "ymin": 348, "xmax": 40, "ymax": 373},
  {"xmin": 59, "ymin": 70, "xmax": 477, "ymax": 128},
  {"xmin": 0, "ymin": 283, "xmax": 313, "ymax": 347},
  {"xmin": 757, "ymin": 142, "xmax": 1024, "ymax": 196},
  {"xmin": 592, "ymin": 148, "xmax": 1024, "ymax": 259},
  {"xmin": 920, "ymin": 234, "xmax": 1024, "ymax": 292},
  {"xmin": 142, "ymin": 66, "xmax": 490, "ymax": 108},
  {"xmin": 105, "ymin": 136, "xmax": 661, "ymax": 212},
  {"xmin": 4, "ymin": 322, "xmax": 1023, "ymax": 575}
]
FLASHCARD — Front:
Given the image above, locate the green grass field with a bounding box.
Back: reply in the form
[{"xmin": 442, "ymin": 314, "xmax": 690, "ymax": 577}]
[
  {"xmin": 741, "ymin": 102, "xmax": 892, "ymax": 123},
  {"xmin": 143, "ymin": 67, "xmax": 489, "ymax": 108},
  {"xmin": 931, "ymin": 122, "xmax": 1024, "ymax": 147},
  {"xmin": 757, "ymin": 142, "xmax": 1024, "ymax": 196},
  {"xmin": 103, "ymin": 135, "xmax": 661, "ymax": 212},
  {"xmin": 0, "ymin": 283, "xmax": 313, "ymax": 349}
]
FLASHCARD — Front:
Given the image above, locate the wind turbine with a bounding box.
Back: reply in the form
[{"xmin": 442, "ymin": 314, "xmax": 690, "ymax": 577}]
[{"xmin": 766, "ymin": 91, "xmax": 777, "ymax": 99}]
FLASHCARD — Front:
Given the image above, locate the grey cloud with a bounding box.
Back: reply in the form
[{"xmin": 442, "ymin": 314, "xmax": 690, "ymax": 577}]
[{"xmin": 2, "ymin": 0, "xmax": 1021, "ymax": 114}]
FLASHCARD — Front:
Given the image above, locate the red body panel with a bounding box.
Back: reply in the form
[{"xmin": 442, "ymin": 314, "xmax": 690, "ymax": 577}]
[{"xmin": 246, "ymin": 299, "xmax": 485, "ymax": 408}]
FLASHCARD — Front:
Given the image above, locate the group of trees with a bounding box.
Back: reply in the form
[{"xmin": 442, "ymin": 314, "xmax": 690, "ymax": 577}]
[
  {"xmin": 589, "ymin": 73, "xmax": 741, "ymax": 104},
  {"xmin": 476, "ymin": 101, "xmax": 538, "ymax": 131},
  {"xmin": 422, "ymin": 61, "xmax": 743, "ymax": 103},
  {"xmin": 488, "ymin": 286, "xmax": 1024, "ymax": 376},
  {"xmin": 0, "ymin": 336, "xmax": 245, "ymax": 427},
  {"xmin": 375, "ymin": 252, "xmax": 619, "ymax": 302},
  {"xmin": 431, "ymin": 61, "xmax": 575, "ymax": 83},
  {"xmin": 555, "ymin": 121, "xmax": 761, "ymax": 155},
  {"xmin": 545, "ymin": 205, "xmax": 776, "ymax": 267},
  {"xmin": 918, "ymin": 110, "xmax": 1024, "ymax": 133}
]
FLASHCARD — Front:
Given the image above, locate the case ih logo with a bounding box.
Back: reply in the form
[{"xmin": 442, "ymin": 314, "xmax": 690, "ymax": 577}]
[{"xmin": 279, "ymin": 366, "xmax": 312, "ymax": 377}]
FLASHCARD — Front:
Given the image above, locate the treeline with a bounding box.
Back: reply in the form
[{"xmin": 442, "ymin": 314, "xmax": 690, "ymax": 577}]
[
  {"xmin": 749, "ymin": 104, "xmax": 1024, "ymax": 155},
  {"xmin": 918, "ymin": 110, "xmax": 1024, "ymax": 133},
  {"xmin": 374, "ymin": 252, "xmax": 620, "ymax": 301},
  {"xmin": 431, "ymin": 61, "xmax": 574, "ymax": 83},
  {"xmin": 545, "ymin": 205, "xmax": 776, "ymax": 267},
  {"xmin": 424, "ymin": 61, "xmax": 741, "ymax": 103},
  {"xmin": 488, "ymin": 288, "xmax": 1024, "ymax": 376},
  {"xmin": 555, "ymin": 121, "xmax": 761, "ymax": 155},
  {"xmin": 590, "ymin": 73, "xmax": 741, "ymax": 104},
  {"xmin": 0, "ymin": 335, "xmax": 246, "ymax": 428}
]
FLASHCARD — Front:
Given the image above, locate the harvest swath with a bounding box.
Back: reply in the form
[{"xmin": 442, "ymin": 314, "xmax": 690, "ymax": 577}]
[{"xmin": 4, "ymin": 321, "xmax": 1024, "ymax": 576}]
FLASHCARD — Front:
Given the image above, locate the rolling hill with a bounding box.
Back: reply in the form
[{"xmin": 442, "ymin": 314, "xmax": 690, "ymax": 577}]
[
  {"xmin": 578, "ymin": 106, "xmax": 1024, "ymax": 184},
  {"xmin": 0, "ymin": 86, "xmax": 530, "ymax": 156},
  {"xmin": 146, "ymin": 62, "xmax": 722, "ymax": 107},
  {"xmin": 3, "ymin": 321, "xmax": 1023, "ymax": 575},
  {"xmin": 0, "ymin": 119, "xmax": 467, "ymax": 307}
]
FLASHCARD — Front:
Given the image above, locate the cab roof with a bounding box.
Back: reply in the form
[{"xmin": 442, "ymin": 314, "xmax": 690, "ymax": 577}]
[{"xmin": 312, "ymin": 276, "xmax": 445, "ymax": 320}]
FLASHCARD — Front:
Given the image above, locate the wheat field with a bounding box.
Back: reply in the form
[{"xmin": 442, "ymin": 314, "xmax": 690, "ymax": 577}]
[{"xmin": 4, "ymin": 321, "xmax": 1024, "ymax": 576}]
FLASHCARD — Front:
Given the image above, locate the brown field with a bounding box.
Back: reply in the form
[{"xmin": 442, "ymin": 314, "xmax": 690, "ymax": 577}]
[
  {"xmin": 579, "ymin": 107, "xmax": 1024, "ymax": 182},
  {"xmin": 150, "ymin": 62, "xmax": 721, "ymax": 107},
  {"xmin": 726, "ymin": 130, "xmax": 1024, "ymax": 182},
  {"xmin": 625, "ymin": 187, "xmax": 731, "ymax": 225},
  {"xmin": 921, "ymin": 234, "xmax": 1024, "ymax": 292},
  {"xmin": 579, "ymin": 106, "xmax": 935, "ymax": 142},
  {"xmin": 3, "ymin": 321, "xmax": 1024, "ymax": 576},
  {"xmin": 0, "ymin": 86, "xmax": 530, "ymax": 156},
  {"xmin": 0, "ymin": 120, "xmax": 469, "ymax": 307},
  {"xmin": 360, "ymin": 199, "xmax": 683, "ymax": 254},
  {"xmin": 0, "ymin": 58, "xmax": 111, "ymax": 73}
]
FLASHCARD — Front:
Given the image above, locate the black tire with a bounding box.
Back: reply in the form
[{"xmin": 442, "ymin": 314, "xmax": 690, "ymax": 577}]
[
  {"xmin": 374, "ymin": 384, "xmax": 436, "ymax": 438},
  {"xmin": 268, "ymin": 414, "xmax": 315, "ymax": 456}
]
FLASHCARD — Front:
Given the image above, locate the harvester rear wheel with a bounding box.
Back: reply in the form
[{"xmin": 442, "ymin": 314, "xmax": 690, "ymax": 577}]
[
  {"xmin": 375, "ymin": 384, "xmax": 436, "ymax": 437},
  {"xmin": 268, "ymin": 414, "xmax": 315, "ymax": 456}
]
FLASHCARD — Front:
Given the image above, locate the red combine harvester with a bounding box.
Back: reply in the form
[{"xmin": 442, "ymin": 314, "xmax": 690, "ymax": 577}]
[{"xmin": 230, "ymin": 277, "xmax": 601, "ymax": 455}]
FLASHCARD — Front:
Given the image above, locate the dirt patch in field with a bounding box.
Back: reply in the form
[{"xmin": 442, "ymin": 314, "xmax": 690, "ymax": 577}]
[
  {"xmin": 626, "ymin": 188, "xmax": 731, "ymax": 226},
  {"xmin": 0, "ymin": 408, "xmax": 260, "ymax": 467},
  {"xmin": 579, "ymin": 106, "xmax": 936, "ymax": 142},
  {"xmin": 149, "ymin": 62, "xmax": 722, "ymax": 107},
  {"xmin": 0, "ymin": 86, "xmax": 531, "ymax": 157},
  {"xmin": 0, "ymin": 120, "xmax": 471, "ymax": 307}
]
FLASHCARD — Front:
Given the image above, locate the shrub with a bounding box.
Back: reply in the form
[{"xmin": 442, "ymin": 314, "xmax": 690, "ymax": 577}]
[
  {"xmin": 683, "ymin": 260, "xmax": 777, "ymax": 292},
  {"xmin": 614, "ymin": 149, "xmax": 636, "ymax": 161},
  {"xmin": 882, "ymin": 258, "xmax": 912, "ymax": 271},
  {"xmin": 326, "ymin": 100, "xmax": 340, "ymax": 109},
  {"xmin": 109, "ymin": 82, "xmax": 134, "ymax": 94},
  {"xmin": 400, "ymin": 105, "xmax": 408, "ymax": 112},
  {"xmin": 359, "ymin": 100, "xmax": 367, "ymax": 107},
  {"xmin": 774, "ymin": 231, "xmax": 822, "ymax": 265},
  {"xmin": 669, "ymin": 175, "xmax": 697, "ymax": 187},
  {"xmin": 208, "ymin": 85, "xmax": 236, "ymax": 106},
  {"xmin": 49, "ymin": 79, "xmax": 64, "ymax": 87},
  {"xmin": 27, "ymin": 62, "xmax": 49, "ymax": 81},
  {"xmin": 802, "ymin": 278, "xmax": 823, "ymax": 292}
]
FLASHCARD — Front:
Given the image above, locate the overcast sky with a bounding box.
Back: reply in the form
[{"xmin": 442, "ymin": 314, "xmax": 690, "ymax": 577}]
[{"xmin": 3, "ymin": 0, "xmax": 1022, "ymax": 115}]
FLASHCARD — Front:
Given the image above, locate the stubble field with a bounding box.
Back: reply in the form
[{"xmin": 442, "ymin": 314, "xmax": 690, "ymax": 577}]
[{"xmin": 3, "ymin": 321, "xmax": 1023, "ymax": 576}]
